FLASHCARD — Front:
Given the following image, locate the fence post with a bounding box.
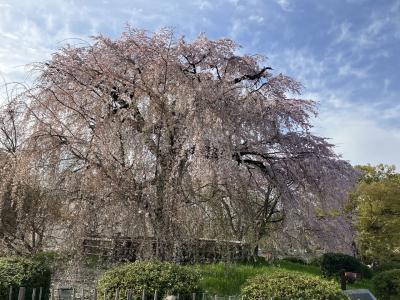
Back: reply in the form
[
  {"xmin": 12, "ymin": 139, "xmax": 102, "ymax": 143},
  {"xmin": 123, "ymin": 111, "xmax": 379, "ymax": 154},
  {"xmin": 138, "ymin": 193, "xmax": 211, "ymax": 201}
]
[
  {"xmin": 115, "ymin": 288, "xmax": 119, "ymax": 300},
  {"xmin": 39, "ymin": 287, "xmax": 43, "ymax": 300},
  {"xmin": 9, "ymin": 286, "xmax": 13, "ymax": 300},
  {"xmin": 18, "ymin": 287, "xmax": 26, "ymax": 300},
  {"xmin": 141, "ymin": 288, "xmax": 146, "ymax": 300},
  {"xmin": 32, "ymin": 288, "xmax": 37, "ymax": 300},
  {"xmin": 127, "ymin": 289, "xmax": 132, "ymax": 300},
  {"xmin": 153, "ymin": 290, "xmax": 157, "ymax": 300},
  {"xmin": 192, "ymin": 293, "xmax": 196, "ymax": 300}
]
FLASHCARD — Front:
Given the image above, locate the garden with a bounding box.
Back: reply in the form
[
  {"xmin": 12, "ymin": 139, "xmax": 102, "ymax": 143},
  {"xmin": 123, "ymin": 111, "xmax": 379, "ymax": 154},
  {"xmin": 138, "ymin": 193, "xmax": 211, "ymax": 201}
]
[{"xmin": 1, "ymin": 252, "xmax": 399, "ymax": 299}]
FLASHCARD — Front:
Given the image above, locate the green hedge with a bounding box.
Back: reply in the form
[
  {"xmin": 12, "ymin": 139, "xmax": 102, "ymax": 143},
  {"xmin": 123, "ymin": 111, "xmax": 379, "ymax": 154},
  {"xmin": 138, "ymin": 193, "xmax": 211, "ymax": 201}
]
[
  {"xmin": 373, "ymin": 261, "xmax": 400, "ymax": 273},
  {"xmin": 321, "ymin": 253, "xmax": 372, "ymax": 278},
  {"xmin": 280, "ymin": 256, "xmax": 308, "ymax": 265},
  {"xmin": 241, "ymin": 271, "xmax": 349, "ymax": 300},
  {"xmin": 372, "ymin": 269, "xmax": 400, "ymax": 300},
  {"xmin": 0, "ymin": 256, "xmax": 51, "ymax": 300},
  {"xmin": 96, "ymin": 260, "xmax": 200, "ymax": 299}
]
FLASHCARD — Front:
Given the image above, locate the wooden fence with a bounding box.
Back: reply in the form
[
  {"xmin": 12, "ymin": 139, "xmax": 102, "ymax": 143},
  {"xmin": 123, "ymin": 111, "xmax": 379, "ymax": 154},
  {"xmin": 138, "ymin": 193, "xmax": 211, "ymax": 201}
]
[
  {"xmin": 9, "ymin": 287, "xmax": 243, "ymax": 300},
  {"xmin": 82, "ymin": 236, "xmax": 252, "ymax": 263}
]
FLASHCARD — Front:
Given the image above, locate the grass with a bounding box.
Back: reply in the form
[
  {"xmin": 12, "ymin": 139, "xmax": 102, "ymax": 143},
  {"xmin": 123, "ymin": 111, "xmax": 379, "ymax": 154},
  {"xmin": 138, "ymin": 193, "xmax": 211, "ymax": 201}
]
[
  {"xmin": 347, "ymin": 278, "xmax": 374, "ymax": 291},
  {"xmin": 195, "ymin": 260, "xmax": 374, "ymax": 296}
]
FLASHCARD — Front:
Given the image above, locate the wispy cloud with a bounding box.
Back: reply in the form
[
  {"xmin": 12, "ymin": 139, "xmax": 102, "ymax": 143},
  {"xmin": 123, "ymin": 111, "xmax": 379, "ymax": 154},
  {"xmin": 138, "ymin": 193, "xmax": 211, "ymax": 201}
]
[
  {"xmin": 275, "ymin": 0, "xmax": 291, "ymax": 11},
  {"xmin": 337, "ymin": 63, "xmax": 370, "ymax": 79},
  {"xmin": 335, "ymin": 22, "xmax": 352, "ymax": 43},
  {"xmin": 194, "ymin": 0, "xmax": 213, "ymax": 10},
  {"xmin": 332, "ymin": 4, "xmax": 400, "ymax": 51},
  {"xmin": 248, "ymin": 15, "xmax": 264, "ymax": 23}
]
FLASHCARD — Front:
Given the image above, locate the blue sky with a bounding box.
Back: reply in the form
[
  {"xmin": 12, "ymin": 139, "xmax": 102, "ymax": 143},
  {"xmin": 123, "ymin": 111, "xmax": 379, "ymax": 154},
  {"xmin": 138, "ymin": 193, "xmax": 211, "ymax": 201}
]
[{"xmin": 0, "ymin": 0, "xmax": 399, "ymax": 167}]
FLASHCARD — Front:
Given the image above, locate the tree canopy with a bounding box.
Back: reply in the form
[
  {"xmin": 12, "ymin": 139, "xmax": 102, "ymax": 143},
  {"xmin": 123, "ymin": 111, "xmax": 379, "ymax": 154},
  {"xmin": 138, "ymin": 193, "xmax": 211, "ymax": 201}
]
[
  {"xmin": 0, "ymin": 28, "xmax": 356, "ymax": 257},
  {"xmin": 350, "ymin": 164, "xmax": 400, "ymax": 263}
]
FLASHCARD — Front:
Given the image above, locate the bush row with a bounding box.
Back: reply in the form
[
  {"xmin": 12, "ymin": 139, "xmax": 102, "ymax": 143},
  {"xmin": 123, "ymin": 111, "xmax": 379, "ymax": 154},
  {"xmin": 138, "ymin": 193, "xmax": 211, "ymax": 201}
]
[
  {"xmin": 4, "ymin": 253, "xmax": 398, "ymax": 299},
  {"xmin": 97, "ymin": 260, "xmax": 350, "ymax": 299}
]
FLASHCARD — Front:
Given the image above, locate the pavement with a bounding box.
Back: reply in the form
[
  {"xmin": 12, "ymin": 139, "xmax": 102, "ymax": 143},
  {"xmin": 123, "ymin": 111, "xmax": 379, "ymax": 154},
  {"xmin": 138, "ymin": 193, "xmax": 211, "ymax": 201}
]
[{"xmin": 344, "ymin": 289, "xmax": 377, "ymax": 300}]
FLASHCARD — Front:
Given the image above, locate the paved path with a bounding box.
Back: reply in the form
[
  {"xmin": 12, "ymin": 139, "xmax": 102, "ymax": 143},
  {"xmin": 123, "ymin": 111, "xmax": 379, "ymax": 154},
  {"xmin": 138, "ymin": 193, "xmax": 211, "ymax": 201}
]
[{"xmin": 344, "ymin": 289, "xmax": 377, "ymax": 300}]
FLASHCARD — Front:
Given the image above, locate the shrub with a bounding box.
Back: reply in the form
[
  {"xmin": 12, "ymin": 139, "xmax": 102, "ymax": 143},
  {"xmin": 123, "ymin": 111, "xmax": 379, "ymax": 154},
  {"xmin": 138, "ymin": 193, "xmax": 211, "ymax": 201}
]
[
  {"xmin": 0, "ymin": 256, "xmax": 51, "ymax": 300},
  {"xmin": 372, "ymin": 269, "xmax": 400, "ymax": 300},
  {"xmin": 281, "ymin": 256, "xmax": 308, "ymax": 265},
  {"xmin": 321, "ymin": 253, "xmax": 372, "ymax": 278},
  {"xmin": 241, "ymin": 271, "xmax": 349, "ymax": 300},
  {"xmin": 373, "ymin": 261, "xmax": 400, "ymax": 273},
  {"xmin": 96, "ymin": 260, "xmax": 200, "ymax": 299}
]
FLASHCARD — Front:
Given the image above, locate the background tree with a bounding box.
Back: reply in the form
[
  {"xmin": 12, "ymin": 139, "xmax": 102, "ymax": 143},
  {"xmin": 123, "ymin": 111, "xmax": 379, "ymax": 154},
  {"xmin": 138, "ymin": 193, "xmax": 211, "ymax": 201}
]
[
  {"xmin": 0, "ymin": 92, "xmax": 62, "ymax": 254},
  {"xmin": 11, "ymin": 27, "xmax": 356, "ymax": 258},
  {"xmin": 350, "ymin": 164, "xmax": 400, "ymax": 263}
]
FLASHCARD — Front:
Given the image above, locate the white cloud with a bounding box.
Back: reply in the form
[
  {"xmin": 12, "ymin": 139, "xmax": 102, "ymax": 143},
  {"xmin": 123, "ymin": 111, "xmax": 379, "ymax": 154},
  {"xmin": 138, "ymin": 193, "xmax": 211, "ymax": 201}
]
[
  {"xmin": 194, "ymin": 0, "xmax": 212, "ymax": 10},
  {"xmin": 381, "ymin": 103, "xmax": 400, "ymax": 120},
  {"xmin": 332, "ymin": 6, "xmax": 400, "ymax": 51},
  {"xmin": 268, "ymin": 46, "xmax": 400, "ymax": 168},
  {"xmin": 316, "ymin": 107, "xmax": 400, "ymax": 168},
  {"xmin": 248, "ymin": 15, "xmax": 264, "ymax": 23},
  {"xmin": 268, "ymin": 48, "xmax": 327, "ymax": 91},
  {"xmin": 275, "ymin": 0, "xmax": 290, "ymax": 11},
  {"xmin": 338, "ymin": 63, "xmax": 370, "ymax": 79},
  {"xmin": 335, "ymin": 22, "xmax": 352, "ymax": 43},
  {"xmin": 229, "ymin": 18, "xmax": 244, "ymax": 39}
]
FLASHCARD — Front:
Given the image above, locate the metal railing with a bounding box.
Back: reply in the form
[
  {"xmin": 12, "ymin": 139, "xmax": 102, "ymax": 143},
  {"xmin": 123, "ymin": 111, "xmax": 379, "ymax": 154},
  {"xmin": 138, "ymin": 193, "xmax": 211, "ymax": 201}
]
[{"xmin": 9, "ymin": 287, "xmax": 243, "ymax": 300}]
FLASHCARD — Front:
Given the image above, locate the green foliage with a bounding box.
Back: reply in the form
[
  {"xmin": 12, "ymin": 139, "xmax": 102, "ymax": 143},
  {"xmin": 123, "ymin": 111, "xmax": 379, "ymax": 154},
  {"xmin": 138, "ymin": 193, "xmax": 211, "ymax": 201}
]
[
  {"xmin": 0, "ymin": 256, "xmax": 51, "ymax": 300},
  {"xmin": 241, "ymin": 271, "xmax": 349, "ymax": 300},
  {"xmin": 372, "ymin": 269, "xmax": 400, "ymax": 300},
  {"xmin": 321, "ymin": 253, "xmax": 372, "ymax": 278},
  {"xmin": 355, "ymin": 164, "xmax": 397, "ymax": 184},
  {"xmin": 196, "ymin": 263, "xmax": 266, "ymax": 296},
  {"xmin": 273, "ymin": 259, "xmax": 322, "ymax": 276},
  {"xmin": 373, "ymin": 261, "xmax": 400, "ymax": 273},
  {"xmin": 96, "ymin": 260, "xmax": 200, "ymax": 298},
  {"xmin": 280, "ymin": 256, "xmax": 308, "ymax": 265},
  {"xmin": 350, "ymin": 164, "xmax": 400, "ymax": 263}
]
